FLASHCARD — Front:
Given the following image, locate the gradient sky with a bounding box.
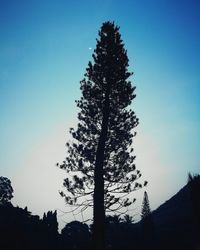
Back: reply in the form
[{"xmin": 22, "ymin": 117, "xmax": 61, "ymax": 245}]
[{"xmin": 0, "ymin": 0, "xmax": 200, "ymax": 226}]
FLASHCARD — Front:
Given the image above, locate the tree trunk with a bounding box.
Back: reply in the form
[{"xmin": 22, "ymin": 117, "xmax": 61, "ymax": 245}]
[{"xmin": 93, "ymin": 86, "xmax": 110, "ymax": 250}]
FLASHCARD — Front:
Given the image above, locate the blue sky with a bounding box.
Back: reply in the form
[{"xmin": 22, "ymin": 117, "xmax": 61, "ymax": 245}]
[{"xmin": 0, "ymin": 0, "xmax": 200, "ymax": 224}]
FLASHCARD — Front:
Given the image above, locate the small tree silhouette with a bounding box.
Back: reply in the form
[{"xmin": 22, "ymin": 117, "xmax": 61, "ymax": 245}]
[
  {"xmin": 141, "ymin": 191, "xmax": 151, "ymax": 219},
  {"xmin": 43, "ymin": 210, "xmax": 58, "ymax": 233},
  {"xmin": 188, "ymin": 173, "xmax": 200, "ymax": 227},
  {"xmin": 61, "ymin": 221, "xmax": 91, "ymax": 250},
  {"xmin": 123, "ymin": 214, "xmax": 134, "ymax": 224},
  {"xmin": 0, "ymin": 176, "xmax": 14, "ymax": 205},
  {"xmin": 141, "ymin": 191, "xmax": 154, "ymax": 248}
]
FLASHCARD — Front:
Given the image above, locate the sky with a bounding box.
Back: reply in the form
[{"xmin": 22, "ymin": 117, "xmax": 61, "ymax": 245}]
[{"xmin": 0, "ymin": 0, "xmax": 200, "ymax": 227}]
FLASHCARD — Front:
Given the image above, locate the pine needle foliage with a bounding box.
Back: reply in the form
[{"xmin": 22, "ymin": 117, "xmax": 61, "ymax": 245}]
[
  {"xmin": 141, "ymin": 191, "xmax": 151, "ymax": 220},
  {"xmin": 59, "ymin": 21, "xmax": 144, "ymax": 215}
]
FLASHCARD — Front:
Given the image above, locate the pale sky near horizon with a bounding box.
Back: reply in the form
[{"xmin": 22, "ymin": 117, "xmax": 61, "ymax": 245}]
[{"xmin": 0, "ymin": 0, "xmax": 200, "ymax": 228}]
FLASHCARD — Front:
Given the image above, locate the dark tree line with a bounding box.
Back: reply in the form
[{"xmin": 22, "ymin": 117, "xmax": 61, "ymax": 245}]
[
  {"xmin": 1, "ymin": 175, "xmax": 200, "ymax": 250},
  {"xmin": 0, "ymin": 203, "xmax": 59, "ymax": 250}
]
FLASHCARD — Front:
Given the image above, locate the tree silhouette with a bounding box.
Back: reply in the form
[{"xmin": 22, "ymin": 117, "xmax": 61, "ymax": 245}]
[
  {"xmin": 43, "ymin": 210, "xmax": 58, "ymax": 233},
  {"xmin": 141, "ymin": 191, "xmax": 154, "ymax": 248},
  {"xmin": 0, "ymin": 176, "xmax": 14, "ymax": 205},
  {"xmin": 61, "ymin": 221, "xmax": 91, "ymax": 250},
  {"xmin": 123, "ymin": 214, "xmax": 134, "ymax": 224},
  {"xmin": 59, "ymin": 21, "xmax": 144, "ymax": 250},
  {"xmin": 141, "ymin": 191, "xmax": 151, "ymax": 220},
  {"xmin": 188, "ymin": 173, "xmax": 200, "ymax": 227}
]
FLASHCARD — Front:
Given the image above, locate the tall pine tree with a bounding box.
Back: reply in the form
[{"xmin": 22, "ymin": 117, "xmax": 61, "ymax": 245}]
[{"xmin": 59, "ymin": 21, "xmax": 144, "ymax": 250}]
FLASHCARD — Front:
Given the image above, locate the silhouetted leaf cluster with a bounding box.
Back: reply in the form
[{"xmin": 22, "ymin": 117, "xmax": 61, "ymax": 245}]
[{"xmin": 0, "ymin": 176, "xmax": 13, "ymax": 204}]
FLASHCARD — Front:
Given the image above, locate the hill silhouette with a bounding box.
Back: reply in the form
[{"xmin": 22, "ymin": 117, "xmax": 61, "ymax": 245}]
[{"xmin": 138, "ymin": 176, "xmax": 200, "ymax": 249}]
